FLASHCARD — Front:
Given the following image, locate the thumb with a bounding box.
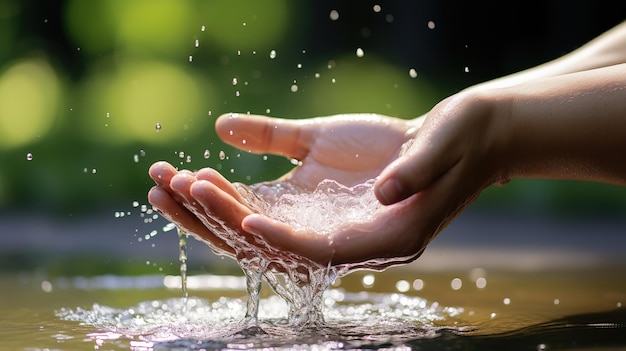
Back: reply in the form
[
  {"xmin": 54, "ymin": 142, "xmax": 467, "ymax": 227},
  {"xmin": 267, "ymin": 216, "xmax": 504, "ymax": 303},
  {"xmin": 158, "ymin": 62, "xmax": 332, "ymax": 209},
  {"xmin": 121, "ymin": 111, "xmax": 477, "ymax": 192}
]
[
  {"xmin": 374, "ymin": 140, "xmax": 459, "ymax": 205},
  {"xmin": 216, "ymin": 113, "xmax": 314, "ymax": 161}
]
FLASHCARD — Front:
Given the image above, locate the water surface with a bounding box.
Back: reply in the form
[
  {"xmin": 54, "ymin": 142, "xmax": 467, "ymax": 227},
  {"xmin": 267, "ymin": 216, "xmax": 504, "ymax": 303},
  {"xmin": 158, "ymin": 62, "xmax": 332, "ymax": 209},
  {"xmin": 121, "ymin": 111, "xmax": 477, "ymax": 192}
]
[{"xmin": 2, "ymin": 264, "xmax": 625, "ymax": 351}]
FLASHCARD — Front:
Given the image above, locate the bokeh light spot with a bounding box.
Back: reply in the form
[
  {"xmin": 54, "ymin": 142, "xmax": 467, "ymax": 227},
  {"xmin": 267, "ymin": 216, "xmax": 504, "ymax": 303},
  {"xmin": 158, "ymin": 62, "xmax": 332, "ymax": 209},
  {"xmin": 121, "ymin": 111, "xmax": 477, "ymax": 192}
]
[
  {"xmin": 0, "ymin": 59, "xmax": 61, "ymax": 148},
  {"xmin": 80, "ymin": 60, "xmax": 210, "ymax": 144}
]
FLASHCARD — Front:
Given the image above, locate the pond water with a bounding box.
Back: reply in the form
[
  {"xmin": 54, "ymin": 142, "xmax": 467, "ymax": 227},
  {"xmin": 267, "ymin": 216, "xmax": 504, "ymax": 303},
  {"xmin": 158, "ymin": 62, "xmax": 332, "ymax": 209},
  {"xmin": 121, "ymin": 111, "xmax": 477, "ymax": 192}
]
[
  {"xmin": 2, "ymin": 264, "xmax": 626, "ymax": 351},
  {"xmin": 2, "ymin": 209, "xmax": 626, "ymax": 350}
]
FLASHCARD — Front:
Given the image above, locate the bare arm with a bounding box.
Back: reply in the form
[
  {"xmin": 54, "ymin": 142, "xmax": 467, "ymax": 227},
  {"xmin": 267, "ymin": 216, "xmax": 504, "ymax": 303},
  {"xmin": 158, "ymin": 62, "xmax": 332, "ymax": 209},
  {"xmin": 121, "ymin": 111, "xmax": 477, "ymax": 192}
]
[
  {"xmin": 469, "ymin": 21, "xmax": 626, "ymax": 91},
  {"xmin": 498, "ymin": 63, "xmax": 626, "ymax": 185}
]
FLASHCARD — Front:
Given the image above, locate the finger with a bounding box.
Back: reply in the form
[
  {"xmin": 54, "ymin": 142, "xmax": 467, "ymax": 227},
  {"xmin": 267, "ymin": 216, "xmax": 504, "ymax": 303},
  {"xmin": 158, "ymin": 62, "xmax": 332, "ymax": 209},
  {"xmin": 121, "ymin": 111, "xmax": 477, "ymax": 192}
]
[
  {"xmin": 189, "ymin": 180, "xmax": 258, "ymax": 248},
  {"xmin": 148, "ymin": 161, "xmax": 178, "ymax": 187},
  {"xmin": 328, "ymin": 201, "xmax": 425, "ymax": 266},
  {"xmin": 195, "ymin": 167, "xmax": 244, "ymax": 202},
  {"xmin": 169, "ymin": 173, "xmax": 238, "ymax": 243},
  {"xmin": 374, "ymin": 135, "xmax": 460, "ymax": 205},
  {"xmin": 216, "ymin": 113, "xmax": 315, "ymax": 160},
  {"xmin": 241, "ymin": 214, "xmax": 334, "ymax": 265},
  {"xmin": 147, "ymin": 186, "xmax": 235, "ymax": 256}
]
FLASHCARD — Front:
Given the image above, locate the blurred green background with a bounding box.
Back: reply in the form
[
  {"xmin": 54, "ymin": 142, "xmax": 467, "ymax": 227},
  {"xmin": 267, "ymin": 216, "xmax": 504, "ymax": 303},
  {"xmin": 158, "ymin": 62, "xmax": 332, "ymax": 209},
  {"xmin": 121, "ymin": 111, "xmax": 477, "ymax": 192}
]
[
  {"xmin": 1, "ymin": 1, "xmax": 625, "ymax": 275},
  {"xmin": 2, "ymin": 0, "xmax": 626, "ymax": 215}
]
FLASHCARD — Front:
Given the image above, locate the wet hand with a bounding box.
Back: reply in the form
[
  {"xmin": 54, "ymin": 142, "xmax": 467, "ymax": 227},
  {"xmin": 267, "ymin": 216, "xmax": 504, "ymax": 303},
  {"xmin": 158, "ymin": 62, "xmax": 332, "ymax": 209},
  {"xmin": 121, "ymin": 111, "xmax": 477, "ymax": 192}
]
[{"xmin": 149, "ymin": 113, "xmax": 422, "ymax": 268}]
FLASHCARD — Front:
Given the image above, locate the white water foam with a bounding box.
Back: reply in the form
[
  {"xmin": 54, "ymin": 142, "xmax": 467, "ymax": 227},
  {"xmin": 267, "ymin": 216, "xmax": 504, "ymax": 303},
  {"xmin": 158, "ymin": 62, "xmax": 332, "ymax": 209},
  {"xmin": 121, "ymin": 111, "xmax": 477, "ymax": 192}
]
[{"xmin": 263, "ymin": 179, "xmax": 381, "ymax": 236}]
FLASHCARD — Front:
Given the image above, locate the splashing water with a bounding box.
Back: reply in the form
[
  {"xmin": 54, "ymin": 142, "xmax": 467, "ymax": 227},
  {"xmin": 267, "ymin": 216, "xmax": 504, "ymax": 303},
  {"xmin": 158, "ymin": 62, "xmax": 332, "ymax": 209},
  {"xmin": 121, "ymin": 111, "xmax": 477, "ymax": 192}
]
[
  {"xmin": 262, "ymin": 179, "xmax": 381, "ymax": 235},
  {"xmin": 178, "ymin": 228, "xmax": 189, "ymax": 301},
  {"xmin": 170, "ymin": 178, "xmax": 389, "ymax": 329},
  {"xmin": 56, "ymin": 289, "xmax": 463, "ymax": 350}
]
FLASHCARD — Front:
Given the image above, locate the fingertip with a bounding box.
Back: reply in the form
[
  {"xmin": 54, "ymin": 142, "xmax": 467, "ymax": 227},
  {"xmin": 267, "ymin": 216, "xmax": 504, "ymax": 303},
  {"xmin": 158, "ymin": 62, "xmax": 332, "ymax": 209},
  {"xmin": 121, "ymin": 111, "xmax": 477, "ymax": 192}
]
[
  {"xmin": 216, "ymin": 112, "xmax": 249, "ymax": 136},
  {"xmin": 375, "ymin": 177, "xmax": 404, "ymax": 205},
  {"xmin": 241, "ymin": 213, "xmax": 267, "ymax": 233},
  {"xmin": 169, "ymin": 172, "xmax": 196, "ymax": 192},
  {"xmin": 147, "ymin": 186, "xmax": 168, "ymax": 209},
  {"xmin": 188, "ymin": 179, "xmax": 214, "ymax": 198},
  {"xmin": 148, "ymin": 161, "xmax": 176, "ymax": 180}
]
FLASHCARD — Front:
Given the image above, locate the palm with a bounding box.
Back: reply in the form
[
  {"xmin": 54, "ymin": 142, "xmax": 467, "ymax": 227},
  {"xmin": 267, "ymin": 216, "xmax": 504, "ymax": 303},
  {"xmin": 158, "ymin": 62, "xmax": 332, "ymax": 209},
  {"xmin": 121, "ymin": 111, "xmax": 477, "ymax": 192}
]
[{"xmin": 277, "ymin": 115, "xmax": 413, "ymax": 189}]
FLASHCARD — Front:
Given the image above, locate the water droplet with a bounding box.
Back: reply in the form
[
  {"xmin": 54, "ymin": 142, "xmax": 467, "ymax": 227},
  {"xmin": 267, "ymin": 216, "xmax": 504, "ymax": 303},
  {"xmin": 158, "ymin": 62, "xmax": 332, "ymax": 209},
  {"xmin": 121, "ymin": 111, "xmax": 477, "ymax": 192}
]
[
  {"xmin": 409, "ymin": 68, "xmax": 418, "ymax": 78},
  {"xmin": 265, "ymin": 108, "xmax": 271, "ymax": 114},
  {"xmin": 329, "ymin": 9, "xmax": 339, "ymax": 21},
  {"xmin": 356, "ymin": 48, "xmax": 365, "ymax": 57},
  {"xmin": 178, "ymin": 151, "xmax": 185, "ymax": 158},
  {"xmin": 219, "ymin": 150, "xmax": 226, "ymax": 160},
  {"xmin": 297, "ymin": 63, "xmax": 302, "ymax": 69},
  {"xmin": 106, "ymin": 112, "xmax": 110, "ymax": 118},
  {"xmin": 464, "ymin": 66, "xmax": 470, "ymax": 73},
  {"xmin": 373, "ymin": 4, "xmax": 382, "ymax": 12},
  {"xmin": 188, "ymin": 55, "xmax": 193, "ymax": 62},
  {"xmin": 186, "ymin": 155, "xmax": 192, "ymax": 163},
  {"xmin": 262, "ymin": 155, "xmax": 268, "ymax": 161},
  {"xmin": 230, "ymin": 168, "xmax": 235, "ymax": 173},
  {"xmin": 26, "ymin": 153, "xmax": 33, "ymax": 161},
  {"xmin": 242, "ymin": 139, "xmax": 247, "ymax": 145},
  {"xmin": 140, "ymin": 149, "xmax": 145, "ymax": 157},
  {"xmin": 155, "ymin": 123, "xmax": 162, "ymax": 132},
  {"xmin": 290, "ymin": 84, "xmax": 298, "ymax": 93},
  {"xmin": 208, "ymin": 111, "xmax": 212, "ymax": 116},
  {"xmin": 427, "ymin": 20, "xmax": 436, "ymax": 29},
  {"xmin": 232, "ymin": 77, "xmax": 238, "ymax": 85},
  {"xmin": 201, "ymin": 25, "xmax": 205, "ymax": 31},
  {"xmin": 203, "ymin": 150, "xmax": 211, "ymax": 159},
  {"xmin": 235, "ymin": 91, "xmax": 240, "ymax": 97},
  {"xmin": 194, "ymin": 39, "xmax": 199, "ymax": 48},
  {"xmin": 92, "ymin": 168, "xmax": 97, "ymax": 174},
  {"xmin": 314, "ymin": 73, "xmax": 320, "ymax": 78},
  {"xmin": 269, "ymin": 49, "xmax": 277, "ymax": 59},
  {"xmin": 331, "ymin": 78, "xmax": 336, "ymax": 84},
  {"xmin": 133, "ymin": 154, "xmax": 139, "ymax": 163}
]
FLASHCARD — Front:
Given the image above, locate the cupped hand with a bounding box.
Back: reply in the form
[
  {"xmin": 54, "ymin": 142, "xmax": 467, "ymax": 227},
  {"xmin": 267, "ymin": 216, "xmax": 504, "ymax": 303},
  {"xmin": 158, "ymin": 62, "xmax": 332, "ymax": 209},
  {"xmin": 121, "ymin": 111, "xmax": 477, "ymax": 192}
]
[
  {"xmin": 149, "ymin": 113, "xmax": 425, "ymax": 269},
  {"xmin": 243, "ymin": 92, "xmax": 507, "ymax": 270}
]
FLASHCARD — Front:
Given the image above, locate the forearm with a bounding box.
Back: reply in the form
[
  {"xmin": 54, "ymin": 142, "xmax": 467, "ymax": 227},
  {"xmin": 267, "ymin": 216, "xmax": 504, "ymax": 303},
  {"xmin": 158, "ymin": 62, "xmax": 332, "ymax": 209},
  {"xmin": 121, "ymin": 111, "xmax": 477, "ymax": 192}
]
[
  {"xmin": 469, "ymin": 21, "xmax": 626, "ymax": 91},
  {"xmin": 494, "ymin": 63, "xmax": 626, "ymax": 185}
]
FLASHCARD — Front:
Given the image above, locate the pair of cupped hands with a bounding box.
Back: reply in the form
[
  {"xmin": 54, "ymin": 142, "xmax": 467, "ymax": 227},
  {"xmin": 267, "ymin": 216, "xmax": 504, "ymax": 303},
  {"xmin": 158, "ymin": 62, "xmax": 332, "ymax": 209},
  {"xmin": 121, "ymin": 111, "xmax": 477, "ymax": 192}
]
[{"xmin": 149, "ymin": 95, "xmax": 498, "ymax": 270}]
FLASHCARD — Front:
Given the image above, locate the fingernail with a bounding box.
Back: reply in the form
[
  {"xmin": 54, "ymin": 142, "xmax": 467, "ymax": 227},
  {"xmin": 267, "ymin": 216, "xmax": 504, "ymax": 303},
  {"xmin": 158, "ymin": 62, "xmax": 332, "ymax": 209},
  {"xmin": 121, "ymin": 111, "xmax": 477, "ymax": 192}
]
[{"xmin": 376, "ymin": 178, "xmax": 402, "ymax": 205}]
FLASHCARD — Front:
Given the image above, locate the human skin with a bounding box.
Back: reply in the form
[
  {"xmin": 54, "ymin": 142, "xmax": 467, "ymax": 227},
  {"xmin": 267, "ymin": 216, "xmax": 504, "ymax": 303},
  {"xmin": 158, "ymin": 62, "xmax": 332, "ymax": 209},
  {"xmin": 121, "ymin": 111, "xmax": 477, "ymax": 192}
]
[
  {"xmin": 149, "ymin": 114, "xmax": 425, "ymax": 269},
  {"xmin": 149, "ymin": 21, "xmax": 626, "ymax": 269}
]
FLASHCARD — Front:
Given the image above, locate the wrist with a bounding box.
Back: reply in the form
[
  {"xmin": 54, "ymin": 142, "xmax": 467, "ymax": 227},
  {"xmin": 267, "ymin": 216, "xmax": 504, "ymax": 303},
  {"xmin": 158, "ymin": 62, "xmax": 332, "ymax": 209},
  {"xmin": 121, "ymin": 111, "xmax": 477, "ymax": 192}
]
[{"xmin": 463, "ymin": 89, "xmax": 514, "ymax": 187}]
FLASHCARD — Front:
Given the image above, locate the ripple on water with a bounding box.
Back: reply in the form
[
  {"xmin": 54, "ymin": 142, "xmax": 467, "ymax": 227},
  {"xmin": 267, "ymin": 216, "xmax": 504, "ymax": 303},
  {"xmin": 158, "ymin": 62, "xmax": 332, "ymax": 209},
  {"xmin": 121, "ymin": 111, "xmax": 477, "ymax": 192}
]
[{"xmin": 56, "ymin": 290, "xmax": 464, "ymax": 350}]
